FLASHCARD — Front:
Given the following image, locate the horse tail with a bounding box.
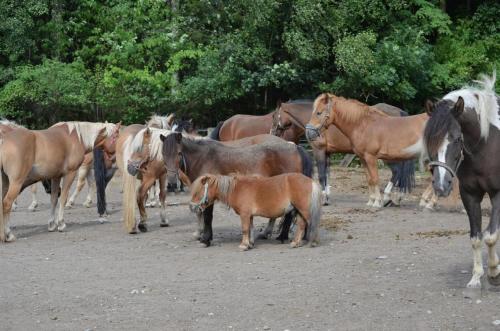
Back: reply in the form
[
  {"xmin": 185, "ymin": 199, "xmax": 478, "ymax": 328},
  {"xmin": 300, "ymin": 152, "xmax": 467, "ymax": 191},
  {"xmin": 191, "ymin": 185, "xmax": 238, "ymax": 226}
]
[
  {"xmin": 393, "ymin": 159, "xmax": 416, "ymax": 193},
  {"xmin": 208, "ymin": 121, "xmax": 224, "ymax": 140},
  {"xmin": 122, "ymin": 136, "xmax": 137, "ymax": 233},
  {"xmin": 306, "ymin": 181, "xmax": 322, "ymax": 247},
  {"xmin": 0, "ymin": 138, "xmax": 4, "ymax": 242},
  {"xmin": 94, "ymin": 147, "xmax": 106, "ymax": 216},
  {"xmin": 297, "ymin": 145, "xmax": 313, "ymax": 178}
]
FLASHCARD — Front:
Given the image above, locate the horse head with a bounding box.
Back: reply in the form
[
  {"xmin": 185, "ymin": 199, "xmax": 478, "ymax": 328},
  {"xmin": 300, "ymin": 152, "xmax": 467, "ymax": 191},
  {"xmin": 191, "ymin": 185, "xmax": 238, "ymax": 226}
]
[
  {"xmin": 160, "ymin": 131, "xmax": 183, "ymax": 185},
  {"xmin": 423, "ymin": 97, "xmax": 465, "ymax": 197},
  {"xmin": 270, "ymin": 103, "xmax": 292, "ymax": 137},
  {"xmin": 189, "ymin": 174, "xmax": 218, "ymax": 213},
  {"xmin": 305, "ymin": 93, "xmax": 335, "ymax": 141},
  {"xmin": 127, "ymin": 127, "xmax": 152, "ymax": 176}
]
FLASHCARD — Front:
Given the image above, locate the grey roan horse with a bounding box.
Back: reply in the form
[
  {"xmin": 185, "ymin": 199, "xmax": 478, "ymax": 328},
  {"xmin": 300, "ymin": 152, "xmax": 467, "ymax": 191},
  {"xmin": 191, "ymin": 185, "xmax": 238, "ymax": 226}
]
[{"xmin": 423, "ymin": 73, "xmax": 500, "ymax": 288}]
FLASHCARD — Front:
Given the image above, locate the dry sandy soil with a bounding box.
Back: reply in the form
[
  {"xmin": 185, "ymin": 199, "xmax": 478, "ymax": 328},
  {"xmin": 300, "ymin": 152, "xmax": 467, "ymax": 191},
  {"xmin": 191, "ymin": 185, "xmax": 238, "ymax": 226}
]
[{"xmin": 1, "ymin": 167, "xmax": 500, "ymax": 331}]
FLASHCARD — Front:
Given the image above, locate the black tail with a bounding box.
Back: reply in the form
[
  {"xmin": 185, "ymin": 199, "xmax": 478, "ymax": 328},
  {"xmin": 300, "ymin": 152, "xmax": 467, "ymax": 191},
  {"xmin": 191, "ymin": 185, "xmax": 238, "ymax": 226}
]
[
  {"xmin": 208, "ymin": 121, "xmax": 223, "ymax": 140},
  {"xmin": 389, "ymin": 159, "xmax": 416, "ymax": 193},
  {"xmin": 277, "ymin": 145, "xmax": 313, "ymax": 242},
  {"xmin": 297, "ymin": 145, "xmax": 313, "ymax": 178},
  {"xmin": 94, "ymin": 147, "xmax": 107, "ymax": 216}
]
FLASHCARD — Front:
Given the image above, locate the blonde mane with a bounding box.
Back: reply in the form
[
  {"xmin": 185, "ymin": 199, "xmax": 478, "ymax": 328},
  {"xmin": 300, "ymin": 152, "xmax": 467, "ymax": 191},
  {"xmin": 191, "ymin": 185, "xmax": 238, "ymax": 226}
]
[
  {"xmin": 192, "ymin": 175, "xmax": 235, "ymax": 207},
  {"xmin": 0, "ymin": 119, "xmax": 23, "ymax": 129},
  {"xmin": 443, "ymin": 72, "xmax": 498, "ymax": 140},
  {"xmin": 129, "ymin": 127, "xmax": 172, "ymax": 161},
  {"xmin": 147, "ymin": 114, "xmax": 174, "ymax": 129},
  {"xmin": 53, "ymin": 121, "xmax": 116, "ymax": 150},
  {"xmin": 331, "ymin": 95, "xmax": 388, "ymax": 123}
]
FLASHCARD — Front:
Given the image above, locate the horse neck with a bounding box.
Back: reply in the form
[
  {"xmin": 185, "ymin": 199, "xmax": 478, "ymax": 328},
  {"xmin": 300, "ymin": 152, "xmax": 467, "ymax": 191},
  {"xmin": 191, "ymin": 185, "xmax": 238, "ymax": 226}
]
[
  {"xmin": 181, "ymin": 139, "xmax": 214, "ymax": 181},
  {"xmin": 331, "ymin": 100, "xmax": 383, "ymax": 138}
]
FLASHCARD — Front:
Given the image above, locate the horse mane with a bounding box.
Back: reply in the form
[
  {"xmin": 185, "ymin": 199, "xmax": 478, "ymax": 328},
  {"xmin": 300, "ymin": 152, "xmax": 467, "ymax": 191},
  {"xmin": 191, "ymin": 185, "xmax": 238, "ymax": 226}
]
[
  {"xmin": 443, "ymin": 72, "xmax": 498, "ymax": 140},
  {"xmin": 0, "ymin": 119, "xmax": 23, "ymax": 129},
  {"xmin": 215, "ymin": 175, "xmax": 234, "ymax": 206},
  {"xmin": 131, "ymin": 127, "xmax": 172, "ymax": 161},
  {"xmin": 331, "ymin": 95, "xmax": 388, "ymax": 123},
  {"xmin": 423, "ymin": 100, "xmax": 455, "ymax": 158},
  {"xmin": 54, "ymin": 121, "xmax": 116, "ymax": 150},
  {"xmin": 147, "ymin": 114, "xmax": 174, "ymax": 129}
]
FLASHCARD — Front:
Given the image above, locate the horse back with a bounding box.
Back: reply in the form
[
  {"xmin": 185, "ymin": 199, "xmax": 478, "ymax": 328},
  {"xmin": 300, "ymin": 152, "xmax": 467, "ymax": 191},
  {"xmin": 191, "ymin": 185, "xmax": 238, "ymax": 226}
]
[{"xmin": 219, "ymin": 113, "xmax": 272, "ymax": 141}]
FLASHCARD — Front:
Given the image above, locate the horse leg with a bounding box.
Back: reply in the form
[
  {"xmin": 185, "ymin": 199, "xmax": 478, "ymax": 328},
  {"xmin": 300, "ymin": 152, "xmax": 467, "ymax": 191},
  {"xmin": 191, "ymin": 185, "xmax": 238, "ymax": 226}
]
[
  {"xmin": 146, "ymin": 182, "xmax": 157, "ymax": 208},
  {"xmin": 365, "ymin": 156, "xmax": 382, "ymax": 207},
  {"xmin": 2, "ymin": 179, "xmax": 23, "ymax": 242},
  {"xmin": 460, "ymin": 187, "xmax": 484, "ymax": 288},
  {"xmin": 67, "ymin": 165, "xmax": 88, "ymax": 207},
  {"xmin": 258, "ymin": 218, "xmax": 276, "ymax": 239},
  {"xmin": 238, "ymin": 214, "xmax": 252, "ymax": 251},
  {"xmin": 249, "ymin": 217, "xmax": 255, "ymax": 248},
  {"xmin": 137, "ymin": 176, "xmax": 156, "ymax": 232},
  {"xmin": 485, "ymin": 193, "xmax": 500, "ymax": 285},
  {"xmin": 290, "ymin": 214, "xmax": 306, "ymax": 248},
  {"xmin": 56, "ymin": 170, "xmax": 78, "ymax": 232},
  {"xmin": 419, "ymin": 183, "xmax": 433, "ymax": 209},
  {"xmin": 425, "ymin": 192, "xmax": 439, "ymax": 211},
  {"xmin": 84, "ymin": 168, "xmax": 96, "ymax": 208},
  {"xmin": 359, "ymin": 158, "xmax": 374, "ymax": 206},
  {"xmin": 383, "ymin": 181, "xmax": 394, "ymax": 206},
  {"xmin": 48, "ymin": 178, "xmax": 62, "ymax": 232},
  {"xmin": 159, "ymin": 174, "xmax": 169, "ymax": 227},
  {"xmin": 200, "ymin": 204, "xmax": 214, "ymax": 247},
  {"xmin": 28, "ymin": 184, "xmax": 38, "ymax": 211}
]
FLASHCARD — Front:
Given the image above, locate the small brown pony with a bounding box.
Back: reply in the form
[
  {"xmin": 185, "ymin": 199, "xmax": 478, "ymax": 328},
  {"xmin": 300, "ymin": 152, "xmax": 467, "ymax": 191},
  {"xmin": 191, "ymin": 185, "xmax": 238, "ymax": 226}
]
[
  {"xmin": 190, "ymin": 173, "xmax": 321, "ymax": 250},
  {"xmin": 306, "ymin": 94, "xmax": 428, "ymax": 207},
  {"xmin": 0, "ymin": 121, "xmax": 118, "ymax": 242}
]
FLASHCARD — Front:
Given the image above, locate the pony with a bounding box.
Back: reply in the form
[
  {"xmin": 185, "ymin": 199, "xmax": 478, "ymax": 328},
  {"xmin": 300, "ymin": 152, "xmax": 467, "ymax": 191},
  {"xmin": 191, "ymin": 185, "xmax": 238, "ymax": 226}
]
[
  {"xmin": 306, "ymin": 94, "xmax": 428, "ymax": 207},
  {"xmin": 423, "ymin": 73, "xmax": 500, "ymax": 288},
  {"xmin": 0, "ymin": 121, "xmax": 117, "ymax": 242},
  {"xmin": 190, "ymin": 173, "xmax": 321, "ymax": 250},
  {"xmin": 160, "ymin": 132, "xmax": 313, "ymax": 247},
  {"xmin": 271, "ymin": 100, "xmax": 415, "ymax": 205}
]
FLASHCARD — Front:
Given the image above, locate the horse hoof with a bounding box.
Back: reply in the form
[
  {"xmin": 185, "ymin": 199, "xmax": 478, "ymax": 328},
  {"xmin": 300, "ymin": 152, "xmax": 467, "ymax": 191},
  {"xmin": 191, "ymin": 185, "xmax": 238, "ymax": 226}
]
[
  {"xmin": 57, "ymin": 223, "xmax": 66, "ymax": 232},
  {"xmin": 198, "ymin": 241, "xmax": 210, "ymax": 248},
  {"xmin": 138, "ymin": 223, "xmax": 148, "ymax": 232},
  {"xmin": 290, "ymin": 242, "xmax": 298, "ymax": 248},
  {"xmin": 83, "ymin": 202, "xmax": 92, "ymax": 208},
  {"xmin": 160, "ymin": 222, "xmax": 169, "ymax": 227},
  {"xmin": 48, "ymin": 221, "xmax": 57, "ymax": 232},
  {"xmin": 5, "ymin": 232, "xmax": 16, "ymax": 242},
  {"xmin": 239, "ymin": 244, "xmax": 249, "ymax": 251},
  {"xmin": 192, "ymin": 231, "xmax": 201, "ymax": 240},
  {"xmin": 129, "ymin": 229, "xmax": 138, "ymax": 235},
  {"xmin": 466, "ymin": 278, "xmax": 482, "ymax": 289}
]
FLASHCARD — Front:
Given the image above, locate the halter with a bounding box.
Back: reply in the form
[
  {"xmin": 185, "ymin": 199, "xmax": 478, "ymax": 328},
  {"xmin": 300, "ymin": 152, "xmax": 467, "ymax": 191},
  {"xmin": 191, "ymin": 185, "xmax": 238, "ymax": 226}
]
[
  {"xmin": 428, "ymin": 136, "xmax": 466, "ymax": 178},
  {"xmin": 270, "ymin": 109, "xmax": 291, "ymax": 136},
  {"xmin": 164, "ymin": 153, "xmax": 187, "ymax": 176},
  {"xmin": 191, "ymin": 182, "xmax": 209, "ymax": 211},
  {"xmin": 305, "ymin": 98, "xmax": 332, "ymax": 139}
]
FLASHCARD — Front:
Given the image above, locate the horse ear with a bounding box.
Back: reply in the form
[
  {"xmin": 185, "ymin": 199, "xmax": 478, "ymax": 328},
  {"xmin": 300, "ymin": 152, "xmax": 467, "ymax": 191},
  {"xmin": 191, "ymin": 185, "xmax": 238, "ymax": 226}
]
[
  {"xmin": 200, "ymin": 175, "xmax": 208, "ymax": 185},
  {"xmin": 167, "ymin": 114, "xmax": 175, "ymax": 126},
  {"xmin": 425, "ymin": 100, "xmax": 434, "ymax": 116},
  {"xmin": 453, "ymin": 97, "xmax": 464, "ymax": 117},
  {"xmin": 160, "ymin": 134, "xmax": 167, "ymax": 142}
]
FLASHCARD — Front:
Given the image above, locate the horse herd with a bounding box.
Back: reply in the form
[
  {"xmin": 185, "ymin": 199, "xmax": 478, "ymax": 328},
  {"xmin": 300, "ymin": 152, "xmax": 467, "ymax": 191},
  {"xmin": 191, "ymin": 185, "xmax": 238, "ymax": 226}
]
[{"xmin": 0, "ymin": 73, "xmax": 498, "ymax": 289}]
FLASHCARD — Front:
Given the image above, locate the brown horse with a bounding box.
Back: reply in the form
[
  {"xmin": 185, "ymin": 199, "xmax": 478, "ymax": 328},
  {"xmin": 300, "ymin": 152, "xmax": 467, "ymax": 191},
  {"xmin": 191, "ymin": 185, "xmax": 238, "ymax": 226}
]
[
  {"xmin": 160, "ymin": 132, "xmax": 314, "ymax": 247},
  {"xmin": 0, "ymin": 121, "xmax": 117, "ymax": 242},
  {"xmin": 306, "ymin": 94, "xmax": 428, "ymax": 207},
  {"xmin": 190, "ymin": 173, "xmax": 321, "ymax": 250}
]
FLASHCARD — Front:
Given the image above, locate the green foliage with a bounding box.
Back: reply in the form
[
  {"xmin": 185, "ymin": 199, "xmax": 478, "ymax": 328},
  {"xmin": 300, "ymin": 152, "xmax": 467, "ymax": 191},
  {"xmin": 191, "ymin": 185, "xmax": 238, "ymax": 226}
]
[{"xmin": 0, "ymin": 0, "xmax": 497, "ymax": 127}]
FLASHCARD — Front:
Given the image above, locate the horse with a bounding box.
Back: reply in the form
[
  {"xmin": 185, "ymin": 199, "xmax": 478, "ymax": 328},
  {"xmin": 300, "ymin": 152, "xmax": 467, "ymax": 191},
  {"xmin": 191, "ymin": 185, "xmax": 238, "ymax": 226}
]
[
  {"xmin": 160, "ymin": 132, "xmax": 313, "ymax": 247},
  {"xmin": 190, "ymin": 173, "xmax": 321, "ymax": 250},
  {"xmin": 0, "ymin": 121, "xmax": 117, "ymax": 242},
  {"xmin": 422, "ymin": 73, "xmax": 500, "ymax": 288},
  {"xmin": 272, "ymin": 100, "xmax": 416, "ymax": 206},
  {"xmin": 66, "ymin": 122, "xmax": 121, "ymax": 211},
  {"xmin": 306, "ymin": 94, "xmax": 427, "ymax": 207}
]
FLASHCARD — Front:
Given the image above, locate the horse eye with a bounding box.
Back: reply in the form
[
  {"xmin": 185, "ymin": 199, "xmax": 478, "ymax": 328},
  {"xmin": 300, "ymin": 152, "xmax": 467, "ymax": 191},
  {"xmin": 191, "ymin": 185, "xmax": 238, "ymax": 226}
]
[{"xmin": 316, "ymin": 112, "xmax": 321, "ymax": 115}]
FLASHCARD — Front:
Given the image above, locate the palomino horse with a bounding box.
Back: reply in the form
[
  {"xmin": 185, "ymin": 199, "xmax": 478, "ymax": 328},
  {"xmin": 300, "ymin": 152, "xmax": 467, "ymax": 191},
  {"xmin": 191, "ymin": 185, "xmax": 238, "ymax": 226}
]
[
  {"xmin": 423, "ymin": 73, "xmax": 500, "ymax": 288},
  {"xmin": 271, "ymin": 101, "xmax": 415, "ymax": 205},
  {"xmin": 190, "ymin": 173, "xmax": 321, "ymax": 250},
  {"xmin": 0, "ymin": 121, "xmax": 117, "ymax": 242},
  {"xmin": 67, "ymin": 122, "xmax": 121, "ymax": 211},
  {"xmin": 306, "ymin": 94, "xmax": 428, "ymax": 207},
  {"xmin": 160, "ymin": 132, "xmax": 313, "ymax": 247},
  {"xmin": 0, "ymin": 119, "xmax": 44, "ymax": 211}
]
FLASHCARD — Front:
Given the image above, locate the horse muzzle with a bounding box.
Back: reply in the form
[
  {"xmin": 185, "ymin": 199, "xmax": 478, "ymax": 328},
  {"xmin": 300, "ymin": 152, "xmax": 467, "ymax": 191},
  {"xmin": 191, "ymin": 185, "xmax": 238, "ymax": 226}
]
[
  {"xmin": 189, "ymin": 202, "xmax": 204, "ymax": 214},
  {"xmin": 305, "ymin": 124, "xmax": 321, "ymax": 141},
  {"xmin": 127, "ymin": 160, "xmax": 145, "ymax": 176}
]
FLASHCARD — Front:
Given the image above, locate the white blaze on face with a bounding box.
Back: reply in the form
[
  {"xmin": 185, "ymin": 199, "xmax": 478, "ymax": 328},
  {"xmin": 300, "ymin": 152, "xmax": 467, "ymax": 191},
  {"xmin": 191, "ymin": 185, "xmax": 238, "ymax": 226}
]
[{"xmin": 436, "ymin": 134, "xmax": 450, "ymax": 189}]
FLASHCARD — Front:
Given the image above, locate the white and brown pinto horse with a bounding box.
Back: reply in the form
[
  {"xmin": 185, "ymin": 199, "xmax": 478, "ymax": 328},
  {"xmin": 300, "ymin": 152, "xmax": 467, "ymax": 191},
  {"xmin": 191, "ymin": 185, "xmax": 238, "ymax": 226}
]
[
  {"xmin": 306, "ymin": 94, "xmax": 428, "ymax": 207},
  {"xmin": 0, "ymin": 121, "xmax": 117, "ymax": 242},
  {"xmin": 190, "ymin": 173, "xmax": 321, "ymax": 251},
  {"xmin": 423, "ymin": 73, "xmax": 500, "ymax": 288}
]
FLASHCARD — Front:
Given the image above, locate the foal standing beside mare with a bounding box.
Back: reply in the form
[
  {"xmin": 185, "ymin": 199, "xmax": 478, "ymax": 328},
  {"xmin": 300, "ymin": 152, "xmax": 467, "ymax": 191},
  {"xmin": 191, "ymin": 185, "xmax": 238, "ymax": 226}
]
[
  {"xmin": 190, "ymin": 174, "xmax": 321, "ymax": 250},
  {"xmin": 423, "ymin": 73, "xmax": 500, "ymax": 288},
  {"xmin": 0, "ymin": 121, "xmax": 117, "ymax": 242}
]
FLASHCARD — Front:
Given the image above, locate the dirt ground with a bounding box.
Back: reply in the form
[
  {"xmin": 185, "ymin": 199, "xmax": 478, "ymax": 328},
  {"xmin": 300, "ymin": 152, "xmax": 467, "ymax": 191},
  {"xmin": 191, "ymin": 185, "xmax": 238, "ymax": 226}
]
[{"xmin": 1, "ymin": 167, "xmax": 500, "ymax": 331}]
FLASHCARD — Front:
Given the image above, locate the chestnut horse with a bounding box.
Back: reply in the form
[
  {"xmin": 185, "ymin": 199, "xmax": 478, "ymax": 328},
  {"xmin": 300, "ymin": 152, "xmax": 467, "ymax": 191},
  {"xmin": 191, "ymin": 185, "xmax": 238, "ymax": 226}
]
[
  {"xmin": 160, "ymin": 132, "xmax": 313, "ymax": 247},
  {"xmin": 0, "ymin": 121, "xmax": 117, "ymax": 242},
  {"xmin": 190, "ymin": 173, "xmax": 321, "ymax": 250},
  {"xmin": 306, "ymin": 94, "xmax": 428, "ymax": 207},
  {"xmin": 271, "ymin": 101, "xmax": 416, "ymax": 205}
]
